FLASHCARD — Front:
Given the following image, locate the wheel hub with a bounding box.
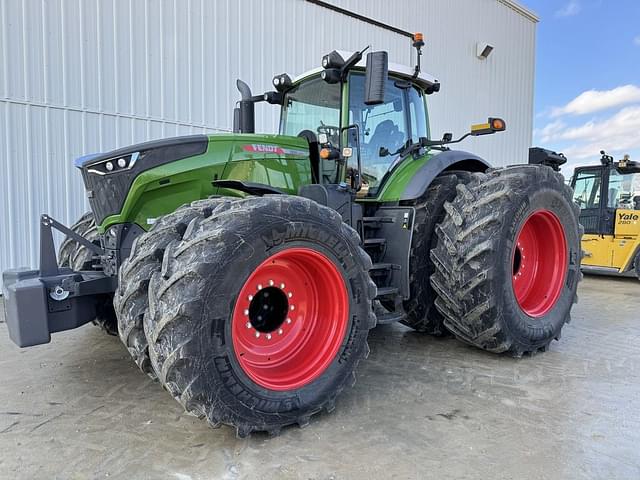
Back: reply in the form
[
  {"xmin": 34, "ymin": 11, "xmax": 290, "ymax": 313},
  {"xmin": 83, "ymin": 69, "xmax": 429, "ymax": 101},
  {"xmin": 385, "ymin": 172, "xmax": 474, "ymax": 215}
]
[
  {"xmin": 248, "ymin": 286, "xmax": 289, "ymax": 333},
  {"xmin": 232, "ymin": 248, "xmax": 349, "ymax": 391},
  {"xmin": 512, "ymin": 210, "xmax": 568, "ymax": 317}
]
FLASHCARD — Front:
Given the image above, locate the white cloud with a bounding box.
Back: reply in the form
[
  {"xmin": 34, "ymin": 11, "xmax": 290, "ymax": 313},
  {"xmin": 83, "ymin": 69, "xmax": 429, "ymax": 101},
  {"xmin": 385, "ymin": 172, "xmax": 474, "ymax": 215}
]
[
  {"xmin": 555, "ymin": 0, "xmax": 581, "ymax": 17},
  {"xmin": 551, "ymin": 85, "xmax": 640, "ymax": 117},
  {"xmin": 540, "ymin": 106, "xmax": 640, "ymax": 160},
  {"xmin": 534, "ymin": 119, "xmax": 567, "ymax": 143}
]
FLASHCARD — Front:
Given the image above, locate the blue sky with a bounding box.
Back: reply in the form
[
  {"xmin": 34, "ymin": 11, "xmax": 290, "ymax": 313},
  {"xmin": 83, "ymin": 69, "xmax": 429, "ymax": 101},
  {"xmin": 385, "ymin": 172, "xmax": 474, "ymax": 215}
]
[{"xmin": 524, "ymin": 0, "xmax": 640, "ymax": 174}]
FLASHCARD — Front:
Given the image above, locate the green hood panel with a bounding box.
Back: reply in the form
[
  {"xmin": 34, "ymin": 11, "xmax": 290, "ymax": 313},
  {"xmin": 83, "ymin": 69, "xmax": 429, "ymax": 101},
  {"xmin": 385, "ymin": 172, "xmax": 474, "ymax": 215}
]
[{"xmin": 98, "ymin": 134, "xmax": 312, "ymax": 232}]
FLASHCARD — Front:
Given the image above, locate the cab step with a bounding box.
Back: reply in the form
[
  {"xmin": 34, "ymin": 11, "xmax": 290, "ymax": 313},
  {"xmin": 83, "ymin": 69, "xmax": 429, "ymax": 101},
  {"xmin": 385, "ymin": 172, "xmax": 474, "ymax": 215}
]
[
  {"xmin": 364, "ymin": 238, "xmax": 386, "ymax": 246},
  {"xmin": 375, "ymin": 286, "xmax": 399, "ymax": 297},
  {"xmin": 363, "ymin": 216, "xmax": 395, "ymax": 226},
  {"xmin": 376, "ymin": 311, "xmax": 405, "ymax": 325}
]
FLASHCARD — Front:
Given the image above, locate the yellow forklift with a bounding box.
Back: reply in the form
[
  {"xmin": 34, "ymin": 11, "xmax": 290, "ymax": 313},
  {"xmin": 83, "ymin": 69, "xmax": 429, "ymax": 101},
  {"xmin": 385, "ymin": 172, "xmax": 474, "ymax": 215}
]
[{"xmin": 570, "ymin": 151, "xmax": 640, "ymax": 279}]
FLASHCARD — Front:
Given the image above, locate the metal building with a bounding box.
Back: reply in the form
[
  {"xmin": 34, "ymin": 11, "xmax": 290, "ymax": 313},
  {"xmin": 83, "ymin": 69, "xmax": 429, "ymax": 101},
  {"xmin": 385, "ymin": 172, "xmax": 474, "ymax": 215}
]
[{"xmin": 0, "ymin": 0, "xmax": 537, "ymax": 280}]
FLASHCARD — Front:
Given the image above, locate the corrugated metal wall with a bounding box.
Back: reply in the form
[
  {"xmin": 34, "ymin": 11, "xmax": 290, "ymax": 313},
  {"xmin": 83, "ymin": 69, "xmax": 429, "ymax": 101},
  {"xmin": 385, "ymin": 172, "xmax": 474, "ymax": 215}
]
[{"xmin": 0, "ymin": 0, "xmax": 536, "ymax": 279}]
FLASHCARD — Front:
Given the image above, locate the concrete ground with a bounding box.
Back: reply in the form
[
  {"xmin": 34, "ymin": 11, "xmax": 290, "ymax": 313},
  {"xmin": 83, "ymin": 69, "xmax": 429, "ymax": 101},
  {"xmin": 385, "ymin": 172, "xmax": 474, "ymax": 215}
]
[{"xmin": 0, "ymin": 276, "xmax": 639, "ymax": 480}]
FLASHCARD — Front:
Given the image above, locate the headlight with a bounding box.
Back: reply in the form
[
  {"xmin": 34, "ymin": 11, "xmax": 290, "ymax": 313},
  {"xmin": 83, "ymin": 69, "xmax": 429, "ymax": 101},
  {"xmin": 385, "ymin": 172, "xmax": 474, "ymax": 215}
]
[{"xmin": 86, "ymin": 151, "xmax": 140, "ymax": 175}]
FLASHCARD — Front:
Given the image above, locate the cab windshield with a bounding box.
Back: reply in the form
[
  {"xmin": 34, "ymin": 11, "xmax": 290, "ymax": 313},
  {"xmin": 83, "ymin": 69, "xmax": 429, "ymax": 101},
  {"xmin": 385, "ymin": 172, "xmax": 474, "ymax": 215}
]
[
  {"xmin": 280, "ymin": 75, "xmax": 341, "ymax": 140},
  {"xmin": 279, "ymin": 72, "xmax": 429, "ymax": 194}
]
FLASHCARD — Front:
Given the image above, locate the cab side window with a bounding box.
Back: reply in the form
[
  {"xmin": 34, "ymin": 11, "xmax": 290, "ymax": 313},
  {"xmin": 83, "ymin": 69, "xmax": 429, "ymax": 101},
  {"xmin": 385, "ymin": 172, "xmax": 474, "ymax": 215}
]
[
  {"xmin": 573, "ymin": 170, "xmax": 601, "ymax": 209},
  {"xmin": 608, "ymin": 170, "xmax": 640, "ymax": 209}
]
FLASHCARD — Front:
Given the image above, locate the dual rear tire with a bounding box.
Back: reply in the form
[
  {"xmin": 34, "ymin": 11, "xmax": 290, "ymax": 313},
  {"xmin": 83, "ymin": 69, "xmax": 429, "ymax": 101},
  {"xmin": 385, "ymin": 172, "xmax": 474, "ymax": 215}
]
[{"xmin": 429, "ymin": 166, "xmax": 582, "ymax": 355}]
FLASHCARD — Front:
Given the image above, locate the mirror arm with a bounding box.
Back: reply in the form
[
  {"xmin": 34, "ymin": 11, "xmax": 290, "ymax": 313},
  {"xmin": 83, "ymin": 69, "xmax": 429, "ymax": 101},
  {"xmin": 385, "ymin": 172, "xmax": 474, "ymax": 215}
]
[{"xmin": 422, "ymin": 132, "xmax": 472, "ymax": 148}]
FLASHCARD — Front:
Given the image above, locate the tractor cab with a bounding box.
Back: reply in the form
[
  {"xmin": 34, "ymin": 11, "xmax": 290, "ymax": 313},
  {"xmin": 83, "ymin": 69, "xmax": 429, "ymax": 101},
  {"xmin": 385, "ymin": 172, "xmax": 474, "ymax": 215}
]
[
  {"xmin": 278, "ymin": 54, "xmax": 435, "ymax": 196},
  {"xmin": 571, "ymin": 151, "xmax": 640, "ymax": 275},
  {"xmin": 234, "ymin": 38, "xmax": 504, "ymax": 202}
]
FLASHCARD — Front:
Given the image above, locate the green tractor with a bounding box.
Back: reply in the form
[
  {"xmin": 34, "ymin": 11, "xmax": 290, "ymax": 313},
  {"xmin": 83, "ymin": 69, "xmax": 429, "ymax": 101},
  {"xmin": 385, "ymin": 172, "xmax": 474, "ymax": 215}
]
[{"xmin": 2, "ymin": 38, "xmax": 582, "ymax": 436}]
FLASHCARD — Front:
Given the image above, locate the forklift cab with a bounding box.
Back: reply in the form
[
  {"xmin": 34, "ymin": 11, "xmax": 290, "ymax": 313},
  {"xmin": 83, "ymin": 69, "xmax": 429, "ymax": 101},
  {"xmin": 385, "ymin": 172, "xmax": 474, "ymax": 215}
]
[{"xmin": 571, "ymin": 153, "xmax": 640, "ymax": 273}]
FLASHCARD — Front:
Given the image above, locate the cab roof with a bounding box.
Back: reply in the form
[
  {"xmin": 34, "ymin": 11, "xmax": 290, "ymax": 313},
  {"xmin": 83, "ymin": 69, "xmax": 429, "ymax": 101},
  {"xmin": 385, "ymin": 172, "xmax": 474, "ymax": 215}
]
[{"xmin": 293, "ymin": 50, "xmax": 439, "ymax": 92}]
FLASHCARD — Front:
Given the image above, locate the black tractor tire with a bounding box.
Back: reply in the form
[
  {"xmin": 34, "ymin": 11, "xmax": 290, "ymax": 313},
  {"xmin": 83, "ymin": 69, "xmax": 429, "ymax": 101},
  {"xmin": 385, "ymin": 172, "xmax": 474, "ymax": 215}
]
[
  {"xmin": 400, "ymin": 171, "xmax": 472, "ymax": 335},
  {"xmin": 144, "ymin": 196, "xmax": 376, "ymax": 437},
  {"xmin": 113, "ymin": 200, "xmax": 221, "ymax": 379},
  {"xmin": 58, "ymin": 211, "xmax": 99, "ymax": 271},
  {"xmin": 430, "ymin": 166, "xmax": 583, "ymax": 356},
  {"xmin": 58, "ymin": 211, "xmax": 117, "ymax": 335}
]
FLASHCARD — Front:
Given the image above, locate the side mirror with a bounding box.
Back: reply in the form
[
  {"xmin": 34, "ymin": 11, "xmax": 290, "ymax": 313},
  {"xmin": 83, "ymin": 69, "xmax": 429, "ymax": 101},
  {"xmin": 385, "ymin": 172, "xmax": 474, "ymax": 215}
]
[
  {"xmin": 470, "ymin": 117, "xmax": 506, "ymax": 136},
  {"xmin": 364, "ymin": 51, "xmax": 388, "ymax": 105}
]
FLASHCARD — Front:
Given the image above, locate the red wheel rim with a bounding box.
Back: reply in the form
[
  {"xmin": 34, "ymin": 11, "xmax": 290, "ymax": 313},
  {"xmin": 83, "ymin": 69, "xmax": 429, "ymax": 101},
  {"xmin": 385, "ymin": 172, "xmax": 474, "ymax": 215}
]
[
  {"xmin": 231, "ymin": 248, "xmax": 349, "ymax": 391},
  {"xmin": 512, "ymin": 210, "xmax": 567, "ymax": 317}
]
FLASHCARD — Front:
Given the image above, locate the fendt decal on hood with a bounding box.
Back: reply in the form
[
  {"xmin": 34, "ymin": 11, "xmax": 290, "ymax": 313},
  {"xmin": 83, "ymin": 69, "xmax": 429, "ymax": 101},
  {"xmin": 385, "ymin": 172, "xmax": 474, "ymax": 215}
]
[{"xmin": 242, "ymin": 144, "xmax": 308, "ymax": 157}]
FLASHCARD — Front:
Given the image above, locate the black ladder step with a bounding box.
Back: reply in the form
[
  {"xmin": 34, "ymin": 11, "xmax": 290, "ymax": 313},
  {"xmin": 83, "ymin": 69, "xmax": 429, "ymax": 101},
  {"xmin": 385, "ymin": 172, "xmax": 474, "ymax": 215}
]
[
  {"xmin": 364, "ymin": 238, "xmax": 386, "ymax": 246},
  {"xmin": 363, "ymin": 216, "xmax": 394, "ymax": 224},
  {"xmin": 376, "ymin": 311, "xmax": 405, "ymax": 324},
  {"xmin": 375, "ymin": 286, "xmax": 399, "ymax": 297},
  {"xmin": 370, "ymin": 262, "xmax": 394, "ymax": 271}
]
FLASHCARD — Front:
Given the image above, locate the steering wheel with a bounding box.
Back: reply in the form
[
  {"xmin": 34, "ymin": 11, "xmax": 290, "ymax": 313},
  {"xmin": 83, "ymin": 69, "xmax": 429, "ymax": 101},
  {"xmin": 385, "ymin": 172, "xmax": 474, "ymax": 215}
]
[{"xmin": 317, "ymin": 123, "xmax": 340, "ymax": 146}]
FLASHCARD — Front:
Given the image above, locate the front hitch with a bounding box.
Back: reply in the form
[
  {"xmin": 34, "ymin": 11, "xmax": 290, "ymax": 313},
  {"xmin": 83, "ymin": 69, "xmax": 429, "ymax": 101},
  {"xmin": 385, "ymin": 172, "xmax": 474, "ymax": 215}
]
[{"xmin": 2, "ymin": 214, "xmax": 116, "ymax": 347}]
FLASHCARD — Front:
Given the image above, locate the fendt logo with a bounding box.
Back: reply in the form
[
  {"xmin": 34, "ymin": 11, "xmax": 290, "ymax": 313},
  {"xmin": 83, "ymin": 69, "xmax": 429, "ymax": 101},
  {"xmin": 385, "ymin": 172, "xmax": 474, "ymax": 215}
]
[
  {"xmin": 245, "ymin": 144, "xmax": 284, "ymax": 154},
  {"xmin": 242, "ymin": 144, "xmax": 308, "ymax": 157},
  {"xmin": 618, "ymin": 212, "xmax": 639, "ymax": 223}
]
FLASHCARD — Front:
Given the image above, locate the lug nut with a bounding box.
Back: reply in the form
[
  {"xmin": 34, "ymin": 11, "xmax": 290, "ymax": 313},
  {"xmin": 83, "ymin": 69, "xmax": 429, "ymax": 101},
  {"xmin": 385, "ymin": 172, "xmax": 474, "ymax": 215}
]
[
  {"xmin": 269, "ymin": 279, "xmax": 274, "ymax": 286},
  {"xmin": 244, "ymin": 309, "xmax": 249, "ymax": 316},
  {"xmin": 246, "ymin": 322, "xmax": 252, "ymax": 329},
  {"xmin": 248, "ymin": 294, "xmax": 253, "ymax": 301},
  {"xmin": 280, "ymin": 283, "xmax": 285, "ymax": 289},
  {"xmin": 255, "ymin": 332, "xmax": 260, "ymax": 338},
  {"xmin": 290, "ymin": 305, "xmax": 295, "ymax": 311},
  {"xmin": 257, "ymin": 284, "xmax": 263, "ymax": 290},
  {"xmin": 286, "ymin": 318, "xmax": 292, "ymax": 324},
  {"xmin": 266, "ymin": 333, "xmax": 272, "ymax": 340},
  {"xmin": 288, "ymin": 292, "xmax": 293, "ymax": 298},
  {"xmin": 278, "ymin": 328, "xmax": 283, "ymax": 335}
]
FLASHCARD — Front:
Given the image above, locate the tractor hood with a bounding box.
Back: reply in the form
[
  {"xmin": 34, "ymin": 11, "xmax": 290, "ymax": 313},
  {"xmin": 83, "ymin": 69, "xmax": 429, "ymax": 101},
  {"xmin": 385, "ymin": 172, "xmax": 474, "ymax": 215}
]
[{"xmin": 79, "ymin": 133, "xmax": 312, "ymax": 230}]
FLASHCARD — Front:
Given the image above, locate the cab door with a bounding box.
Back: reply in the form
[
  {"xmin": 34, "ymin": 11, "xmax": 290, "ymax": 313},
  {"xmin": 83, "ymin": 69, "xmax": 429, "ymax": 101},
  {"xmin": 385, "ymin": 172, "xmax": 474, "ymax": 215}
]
[{"xmin": 572, "ymin": 167, "xmax": 612, "ymax": 267}]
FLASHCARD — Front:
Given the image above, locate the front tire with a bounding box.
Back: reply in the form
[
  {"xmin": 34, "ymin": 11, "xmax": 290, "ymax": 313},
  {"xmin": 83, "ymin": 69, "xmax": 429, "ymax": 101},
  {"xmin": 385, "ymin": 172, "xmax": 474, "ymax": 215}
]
[
  {"xmin": 144, "ymin": 196, "xmax": 376, "ymax": 436},
  {"xmin": 113, "ymin": 201, "xmax": 221, "ymax": 378},
  {"xmin": 430, "ymin": 166, "xmax": 583, "ymax": 356},
  {"xmin": 58, "ymin": 211, "xmax": 99, "ymax": 271}
]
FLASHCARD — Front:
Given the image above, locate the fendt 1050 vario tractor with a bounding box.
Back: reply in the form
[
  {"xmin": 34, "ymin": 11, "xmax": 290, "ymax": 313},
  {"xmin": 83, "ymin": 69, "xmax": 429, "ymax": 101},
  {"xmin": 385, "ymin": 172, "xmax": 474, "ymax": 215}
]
[{"xmin": 3, "ymin": 37, "xmax": 582, "ymax": 436}]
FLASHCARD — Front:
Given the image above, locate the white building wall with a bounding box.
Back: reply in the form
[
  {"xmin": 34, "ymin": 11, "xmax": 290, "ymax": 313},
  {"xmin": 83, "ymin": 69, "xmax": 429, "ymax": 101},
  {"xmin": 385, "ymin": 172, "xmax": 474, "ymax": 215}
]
[{"xmin": 0, "ymin": 0, "xmax": 536, "ymax": 279}]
